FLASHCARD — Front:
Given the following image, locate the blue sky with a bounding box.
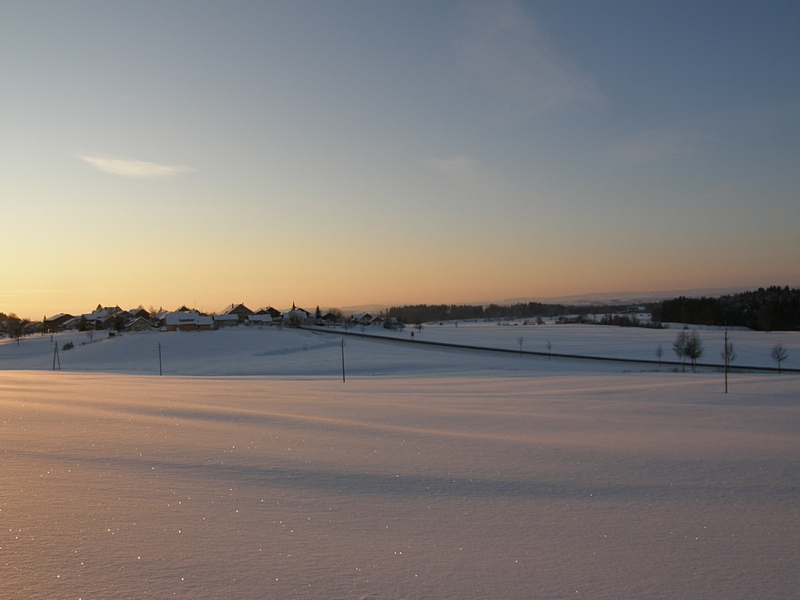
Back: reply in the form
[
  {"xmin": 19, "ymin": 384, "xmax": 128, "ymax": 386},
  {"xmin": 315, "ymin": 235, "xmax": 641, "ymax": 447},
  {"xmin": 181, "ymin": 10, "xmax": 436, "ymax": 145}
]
[{"xmin": 2, "ymin": 1, "xmax": 798, "ymax": 317}]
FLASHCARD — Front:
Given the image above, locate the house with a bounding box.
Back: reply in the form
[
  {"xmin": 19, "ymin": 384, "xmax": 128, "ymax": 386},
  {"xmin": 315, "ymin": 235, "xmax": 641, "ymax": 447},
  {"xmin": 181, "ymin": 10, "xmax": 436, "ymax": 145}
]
[
  {"xmin": 248, "ymin": 314, "xmax": 273, "ymax": 326},
  {"xmin": 213, "ymin": 314, "xmax": 239, "ymax": 328},
  {"xmin": 221, "ymin": 303, "xmax": 254, "ymax": 323},
  {"xmin": 351, "ymin": 313, "xmax": 368, "ymax": 325},
  {"xmin": 61, "ymin": 317, "xmax": 80, "ymax": 330},
  {"xmin": 352, "ymin": 313, "xmax": 379, "ymax": 326},
  {"xmin": 254, "ymin": 306, "xmax": 282, "ymax": 320},
  {"xmin": 125, "ymin": 317, "xmax": 155, "ymax": 332},
  {"xmin": 129, "ymin": 308, "xmax": 151, "ymax": 320},
  {"xmin": 81, "ymin": 305, "xmax": 123, "ymax": 329},
  {"xmin": 103, "ymin": 310, "xmax": 131, "ymax": 330},
  {"xmin": 164, "ymin": 311, "xmax": 213, "ymax": 332},
  {"xmin": 283, "ymin": 303, "xmax": 312, "ymax": 326},
  {"xmin": 43, "ymin": 313, "xmax": 74, "ymax": 332}
]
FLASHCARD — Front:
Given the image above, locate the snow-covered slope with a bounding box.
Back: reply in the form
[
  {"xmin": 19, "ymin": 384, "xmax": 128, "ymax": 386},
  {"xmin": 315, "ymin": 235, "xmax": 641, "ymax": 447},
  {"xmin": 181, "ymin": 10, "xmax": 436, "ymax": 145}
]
[
  {"xmin": 1, "ymin": 325, "xmax": 798, "ymax": 598},
  {"xmin": 2, "ymin": 323, "xmax": 797, "ymax": 376},
  {"xmin": 2, "ymin": 371, "xmax": 798, "ymax": 598}
]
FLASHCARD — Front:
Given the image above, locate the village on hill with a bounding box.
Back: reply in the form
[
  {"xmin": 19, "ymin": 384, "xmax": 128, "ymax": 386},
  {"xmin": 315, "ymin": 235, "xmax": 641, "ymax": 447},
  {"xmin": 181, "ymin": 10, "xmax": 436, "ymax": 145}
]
[{"xmin": 26, "ymin": 303, "xmax": 390, "ymax": 336}]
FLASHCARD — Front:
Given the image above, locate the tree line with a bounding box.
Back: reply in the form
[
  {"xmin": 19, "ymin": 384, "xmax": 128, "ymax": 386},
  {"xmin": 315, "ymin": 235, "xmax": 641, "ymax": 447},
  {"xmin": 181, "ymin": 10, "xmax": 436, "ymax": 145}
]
[
  {"xmin": 379, "ymin": 286, "xmax": 800, "ymax": 332},
  {"xmin": 379, "ymin": 302, "xmax": 650, "ymax": 325},
  {"xmin": 652, "ymin": 286, "xmax": 800, "ymax": 331}
]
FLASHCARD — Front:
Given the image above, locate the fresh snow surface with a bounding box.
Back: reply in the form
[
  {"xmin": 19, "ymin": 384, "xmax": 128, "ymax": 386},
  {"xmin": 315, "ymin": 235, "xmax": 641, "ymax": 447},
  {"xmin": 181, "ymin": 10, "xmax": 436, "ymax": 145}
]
[
  {"xmin": 1, "ymin": 323, "xmax": 798, "ymax": 375},
  {"xmin": 1, "ymin": 326, "xmax": 799, "ymax": 598},
  {"xmin": 351, "ymin": 321, "xmax": 800, "ymax": 370}
]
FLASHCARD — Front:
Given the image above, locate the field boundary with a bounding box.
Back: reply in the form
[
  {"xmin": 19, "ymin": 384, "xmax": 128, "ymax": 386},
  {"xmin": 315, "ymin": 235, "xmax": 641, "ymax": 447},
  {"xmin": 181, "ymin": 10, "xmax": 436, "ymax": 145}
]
[{"xmin": 302, "ymin": 326, "xmax": 800, "ymax": 374}]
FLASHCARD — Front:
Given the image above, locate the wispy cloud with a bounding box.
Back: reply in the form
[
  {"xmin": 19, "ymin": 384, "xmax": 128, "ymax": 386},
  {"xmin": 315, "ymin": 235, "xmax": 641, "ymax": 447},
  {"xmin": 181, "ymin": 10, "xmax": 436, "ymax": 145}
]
[
  {"xmin": 426, "ymin": 155, "xmax": 513, "ymax": 199},
  {"xmin": 602, "ymin": 104, "xmax": 800, "ymax": 167},
  {"xmin": 458, "ymin": 1, "xmax": 605, "ymax": 114},
  {"xmin": 78, "ymin": 155, "xmax": 195, "ymax": 179},
  {"xmin": 603, "ymin": 117, "xmax": 726, "ymax": 167}
]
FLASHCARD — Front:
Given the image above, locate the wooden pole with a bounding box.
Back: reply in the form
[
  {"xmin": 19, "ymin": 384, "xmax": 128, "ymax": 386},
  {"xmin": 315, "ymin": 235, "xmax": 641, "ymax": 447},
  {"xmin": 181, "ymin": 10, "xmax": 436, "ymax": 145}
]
[
  {"xmin": 158, "ymin": 342, "xmax": 162, "ymax": 376},
  {"xmin": 340, "ymin": 339, "xmax": 346, "ymax": 383},
  {"xmin": 724, "ymin": 330, "xmax": 728, "ymax": 394}
]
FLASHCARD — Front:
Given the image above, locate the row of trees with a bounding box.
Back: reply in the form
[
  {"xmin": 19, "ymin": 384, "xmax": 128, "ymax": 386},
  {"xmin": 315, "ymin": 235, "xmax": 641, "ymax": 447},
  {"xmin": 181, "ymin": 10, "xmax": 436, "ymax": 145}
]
[
  {"xmin": 382, "ymin": 286, "xmax": 799, "ymax": 332},
  {"xmin": 380, "ymin": 302, "xmax": 567, "ymax": 324},
  {"xmin": 672, "ymin": 330, "xmax": 705, "ymax": 372},
  {"xmin": 380, "ymin": 302, "xmax": 659, "ymax": 325},
  {"xmin": 663, "ymin": 330, "xmax": 790, "ymax": 372}
]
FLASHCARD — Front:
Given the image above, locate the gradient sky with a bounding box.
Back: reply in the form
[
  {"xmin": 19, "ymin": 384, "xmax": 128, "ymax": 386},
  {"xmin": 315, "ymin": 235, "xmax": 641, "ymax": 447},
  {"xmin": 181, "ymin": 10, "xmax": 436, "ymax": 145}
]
[{"xmin": 2, "ymin": 1, "xmax": 799, "ymax": 318}]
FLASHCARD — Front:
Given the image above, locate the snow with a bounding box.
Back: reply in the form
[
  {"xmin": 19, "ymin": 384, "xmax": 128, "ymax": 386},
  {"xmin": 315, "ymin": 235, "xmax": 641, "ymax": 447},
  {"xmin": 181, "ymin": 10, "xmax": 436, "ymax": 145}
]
[
  {"xmin": 1, "ymin": 326, "xmax": 798, "ymax": 598},
  {"xmin": 3, "ymin": 322, "xmax": 797, "ymax": 375},
  {"xmin": 352, "ymin": 321, "xmax": 800, "ymax": 370}
]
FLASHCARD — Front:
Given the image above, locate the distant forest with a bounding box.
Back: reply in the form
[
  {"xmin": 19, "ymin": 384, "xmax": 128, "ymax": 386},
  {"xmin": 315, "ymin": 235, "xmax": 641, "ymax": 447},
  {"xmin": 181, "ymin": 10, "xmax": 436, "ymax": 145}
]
[
  {"xmin": 379, "ymin": 302, "xmax": 650, "ymax": 325},
  {"xmin": 651, "ymin": 286, "xmax": 800, "ymax": 331},
  {"xmin": 380, "ymin": 286, "xmax": 800, "ymax": 332}
]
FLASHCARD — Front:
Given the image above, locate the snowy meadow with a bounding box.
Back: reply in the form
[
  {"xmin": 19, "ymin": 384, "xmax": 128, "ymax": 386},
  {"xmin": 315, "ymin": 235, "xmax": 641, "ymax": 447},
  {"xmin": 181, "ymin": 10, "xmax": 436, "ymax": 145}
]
[{"xmin": 1, "ymin": 325, "xmax": 798, "ymax": 598}]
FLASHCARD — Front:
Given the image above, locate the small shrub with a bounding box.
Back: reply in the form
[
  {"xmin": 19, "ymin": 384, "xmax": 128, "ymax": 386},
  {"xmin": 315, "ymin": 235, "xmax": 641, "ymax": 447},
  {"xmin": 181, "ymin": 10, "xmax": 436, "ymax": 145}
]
[{"xmin": 62, "ymin": 342, "xmax": 74, "ymax": 350}]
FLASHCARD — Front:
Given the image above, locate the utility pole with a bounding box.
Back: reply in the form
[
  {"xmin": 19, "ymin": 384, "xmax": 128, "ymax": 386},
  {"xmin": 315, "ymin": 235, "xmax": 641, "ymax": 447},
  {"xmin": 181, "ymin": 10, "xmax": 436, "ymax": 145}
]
[
  {"xmin": 340, "ymin": 339, "xmax": 346, "ymax": 383},
  {"xmin": 52, "ymin": 342, "xmax": 60, "ymax": 370},
  {"xmin": 724, "ymin": 330, "xmax": 729, "ymax": 394},
  {"xmin": 158, "ymin": 342, "xmax": 163, "ymax": 376}
]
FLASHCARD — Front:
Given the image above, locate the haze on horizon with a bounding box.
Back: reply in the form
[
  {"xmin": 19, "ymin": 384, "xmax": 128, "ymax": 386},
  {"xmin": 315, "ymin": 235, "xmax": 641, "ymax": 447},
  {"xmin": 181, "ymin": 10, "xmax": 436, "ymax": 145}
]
[{"xmin": 2, "ymin": 1, "xmax": 799, "ymax": 319}]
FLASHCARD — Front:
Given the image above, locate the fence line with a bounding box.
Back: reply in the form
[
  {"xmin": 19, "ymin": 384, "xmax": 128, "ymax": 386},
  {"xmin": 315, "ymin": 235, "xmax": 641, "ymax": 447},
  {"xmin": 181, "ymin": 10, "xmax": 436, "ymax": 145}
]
[{"xmin": 301, "ymin": 326, "xmax": 799, "ymax": 374}]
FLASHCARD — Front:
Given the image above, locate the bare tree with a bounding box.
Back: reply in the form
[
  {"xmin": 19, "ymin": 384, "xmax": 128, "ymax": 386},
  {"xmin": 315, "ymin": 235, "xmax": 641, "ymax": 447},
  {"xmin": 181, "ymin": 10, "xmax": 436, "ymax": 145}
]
[
  {"xmin": 684, "ymin": 331, "xmax": 704, "ymax": 372},
  {"xmin": 771, "ymin": 343, "xmax": 788, "ymax": 373},
  {"xmin": 655, "ymin": 344, "xmax": 664, "ymax": 367},
  {"xmin": 721, "ymin": 330, "xmax": 736, "ymax": 393},
  {"xmin": 7, "ymin": 315, "xmax": 23, "ymax": 345},
  {"xmin": 673, "ymin": 330, "xmax": 687, "ymax": 372},
  {"xmin": 720, "ymin": 336, "xmax": 736, "ymax": 365}
]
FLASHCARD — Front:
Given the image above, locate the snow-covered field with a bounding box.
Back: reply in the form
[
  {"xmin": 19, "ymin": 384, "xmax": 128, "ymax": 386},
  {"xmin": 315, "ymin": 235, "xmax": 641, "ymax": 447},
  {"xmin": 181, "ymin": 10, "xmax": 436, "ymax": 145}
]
[
  {"xmin": 2, "ymin": 322, "xmax": 798, "ymax": 375},
  {"xmin": 1, "ymin": 326, "xmax": 799, "ymax": 598},
  {"xmin": 356, "ymin": 321, "xmax": 800, "ymax": 370}
]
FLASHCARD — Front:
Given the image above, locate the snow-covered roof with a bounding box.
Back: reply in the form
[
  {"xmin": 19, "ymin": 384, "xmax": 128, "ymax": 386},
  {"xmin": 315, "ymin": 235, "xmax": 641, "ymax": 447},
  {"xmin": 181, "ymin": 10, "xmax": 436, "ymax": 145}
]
[
  {"xmin": 165, "ymin": 311, "xmax": 210, "ymax": 326},
  {"xmin": 248, "ymin": 314, "xmax": 273, "ymax": 323},
  {"xmin": 44, "ymin": 313, "xmax": 73, "ymax": 323},
  {"xmin": 125, "ymin": 317, "xmax": 154, "ymax": 328},
  {"xmin": 221, "ymin": 303, "xmax": 253, "ymax": 315}
]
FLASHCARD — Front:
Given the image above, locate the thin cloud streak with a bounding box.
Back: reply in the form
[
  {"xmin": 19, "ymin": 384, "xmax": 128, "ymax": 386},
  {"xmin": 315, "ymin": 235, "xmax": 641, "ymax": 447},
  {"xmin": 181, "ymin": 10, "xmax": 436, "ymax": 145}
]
[
  {"xmin": 602, "ymin": 104, "xmax": 800, "ymax": 167},
  {"xmin": 426, "ymin": 155, "xmax": 516, "ymax": 200},
  {"xmin": 603, "ymin": 126, "xmax": 722, "ymax": 167},
  {"xmin": 78, "ymin": 155, "xmax": 195, "ymax": 179},
  {"xmin": 458, "ymin": 1, "xmax": 605, "ymax": 114}
]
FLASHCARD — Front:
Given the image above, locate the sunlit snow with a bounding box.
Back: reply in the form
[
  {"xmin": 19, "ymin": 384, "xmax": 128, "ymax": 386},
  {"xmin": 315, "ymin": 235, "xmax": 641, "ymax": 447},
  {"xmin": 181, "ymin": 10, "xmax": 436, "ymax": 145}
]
[{"xmin": 1, "ymin": 325, "xmax": 798, "ymax": 598}]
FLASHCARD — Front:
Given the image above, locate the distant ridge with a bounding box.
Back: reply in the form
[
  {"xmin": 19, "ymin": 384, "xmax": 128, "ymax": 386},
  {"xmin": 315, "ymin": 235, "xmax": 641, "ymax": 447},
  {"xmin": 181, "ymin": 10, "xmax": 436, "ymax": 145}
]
[
  {"xmin": 342, "ymin": 286, "xmax": 767, "ymax": 315},
  {"xmin": 496, "ymin": 286, "xmax": 761, "ymax": 307},
  {"xmin": 340, "ymin": 303, "xmax": 391, "ymax": 315}
]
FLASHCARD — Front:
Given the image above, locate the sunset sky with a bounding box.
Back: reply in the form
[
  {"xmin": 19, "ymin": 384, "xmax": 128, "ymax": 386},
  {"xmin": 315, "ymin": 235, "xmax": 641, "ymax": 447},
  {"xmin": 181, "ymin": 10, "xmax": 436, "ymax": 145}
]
[{"xmin": 2, "ymin": 1, "xmax": 799, "ymax": 318}]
